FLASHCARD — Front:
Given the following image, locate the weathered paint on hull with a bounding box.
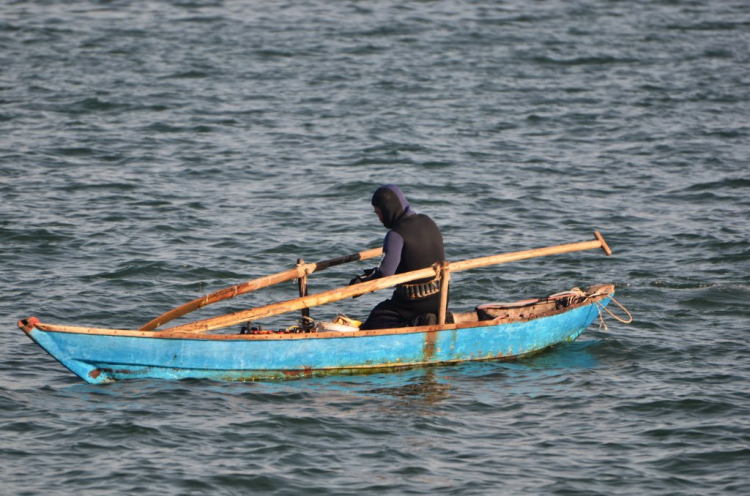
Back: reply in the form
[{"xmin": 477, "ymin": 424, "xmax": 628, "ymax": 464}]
[{"xmin": 25, "ymin": 298, "xmax": 609, "ymax": 384}]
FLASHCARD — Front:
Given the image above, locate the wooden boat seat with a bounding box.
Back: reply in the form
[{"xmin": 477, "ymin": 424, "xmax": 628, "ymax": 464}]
[{"xmin": 449, "ymin": 311, "xmax": 481, "ymax": 324}]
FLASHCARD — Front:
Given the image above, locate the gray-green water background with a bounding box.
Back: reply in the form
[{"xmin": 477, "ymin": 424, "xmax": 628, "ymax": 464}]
[{"xmin": 1, "ymin": 1, "xmax": 749, "ymax": 494}]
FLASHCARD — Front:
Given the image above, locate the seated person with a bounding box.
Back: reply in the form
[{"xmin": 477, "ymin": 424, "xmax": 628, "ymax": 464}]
[{"xmin": 350, "ymin": 185, "xmax": 446, "ymax": 330}]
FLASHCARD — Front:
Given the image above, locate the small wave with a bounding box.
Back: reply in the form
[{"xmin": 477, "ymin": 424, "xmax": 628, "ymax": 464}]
[
  {"xmin": 176, "ymin": 16, "xmax": 228, "ymax": 24},
  {"xmin": 683, "ymin": 177, "xmax": 750, "ymax": 191},
  {"xmin": 2, "ymin": 227, "xmax": 75, "ymax": 245},
  {"xmin": 616, "ymin": 397, "xmax": 737, "ymax": 416},
  {"xmin": 59, "ymin": 181, "xmax": 139, "ymax": 192},
  {"xmin": 650, "ymin": 280, "xmax": 717, "ymax": 290},
  {"xmin": 162, "ymin": 70, "xmax": 213, "ymax": 79},
  {"xmin": 252, "ymin": 49, "xmax": 297, "ymax": 58},
  {"xmin": 142, "ymin": 122, "xmax": 187, "ymax": 133},
  {"xmin": 527, "ymin": 54, "xmax": 639, "ymax": 66},
  {"xmin": 65, "ymin": 97, "xmax": 128, "ymax": 114},
  {"xmin": 83, "ymin": 260, "xmax": 174, "ymax": 280},
  {"xmin": 667, "ymin": 21, "xmax": 748, "ymax": 32}
]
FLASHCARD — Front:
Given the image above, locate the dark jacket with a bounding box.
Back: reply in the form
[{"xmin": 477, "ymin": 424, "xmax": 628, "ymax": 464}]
[{"xmin": 367, "ymin": 185, "xmax": 445, "ymax": 317}]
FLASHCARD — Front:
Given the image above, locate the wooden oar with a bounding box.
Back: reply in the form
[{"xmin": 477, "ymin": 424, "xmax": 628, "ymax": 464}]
[
  {"xmin": 138, "ymin": 247, "xmax": 383, "ymax": 332},
  {"xmin": 159, "ymin": 232, "xmax": 612, "ymax": 335},
  {"xmin": 450, "ymin": 230, "xmax": 611, "ymax": 272}
]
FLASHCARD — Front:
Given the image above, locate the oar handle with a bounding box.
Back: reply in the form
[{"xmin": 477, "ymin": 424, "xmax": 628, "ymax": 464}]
[
  {"xmin": 161, "ymin": 231, "xmax": 612, "ymax": 335},
  {"xmin": 594, "ymin": 231, "xmax": 612, "ymax": 256},
  {"xmin": 311, "ymin": 248, "xmax": 383, "ymax": 272}
]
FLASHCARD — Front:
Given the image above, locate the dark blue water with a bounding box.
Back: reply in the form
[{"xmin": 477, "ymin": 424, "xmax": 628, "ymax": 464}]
[{"xmin": 2, "ymin": 0, "xmax": 749, "ymax": 494}]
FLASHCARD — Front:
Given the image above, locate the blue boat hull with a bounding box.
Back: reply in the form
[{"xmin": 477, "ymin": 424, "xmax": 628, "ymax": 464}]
[{"xmin": 23, "ymin": 296, "xmax": 610, "ymax": 384}]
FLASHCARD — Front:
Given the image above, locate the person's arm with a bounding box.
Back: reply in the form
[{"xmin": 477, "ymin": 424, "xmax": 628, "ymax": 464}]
[
  {"xmin": 370, "ymin": 230, "xmax": 403, "ymax": 278},
  {"xmin": 350, "ymin": 231, "xmax": 404, "ymax": 284}
]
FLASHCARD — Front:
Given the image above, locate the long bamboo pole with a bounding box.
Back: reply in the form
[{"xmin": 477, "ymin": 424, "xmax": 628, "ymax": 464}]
[
  {"xmin": 158, "ymin": 232, "xmax": 611, "ymax": 335},
  {"xmin": 449, "ymin": 237, "xmax": 608, "ymax": 272},
  {"xmin": 138, "ymin": 247, "xmax": 382, "ymax": 331}
]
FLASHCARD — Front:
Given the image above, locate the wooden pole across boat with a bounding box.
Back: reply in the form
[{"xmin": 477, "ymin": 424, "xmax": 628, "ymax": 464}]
[
  {"xmin": 138, "ymin": 247, "xmax": 383, "ymax": 332},
  {"xmin": 159, "ymin": 232, "xmax": 612, "ymax": 335}
]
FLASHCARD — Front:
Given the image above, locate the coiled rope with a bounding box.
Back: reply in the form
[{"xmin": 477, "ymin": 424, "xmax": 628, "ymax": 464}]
[{"xmin": 567, "ymin": 287, "xmax": 633, "ymax": 331}]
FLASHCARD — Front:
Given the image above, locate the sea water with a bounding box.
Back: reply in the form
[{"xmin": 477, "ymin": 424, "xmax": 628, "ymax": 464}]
[{"xmin": 1, "ymin": 1, "xmax": 748, "ymax": 494}]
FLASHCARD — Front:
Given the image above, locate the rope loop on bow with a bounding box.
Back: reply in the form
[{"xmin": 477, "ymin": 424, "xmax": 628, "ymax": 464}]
[{"xmin": 566, "ymin": 287, "xmax": 633, "ymax": 331}]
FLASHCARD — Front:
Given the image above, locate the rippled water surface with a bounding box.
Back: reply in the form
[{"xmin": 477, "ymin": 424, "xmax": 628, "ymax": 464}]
[{"xmin": 2, "ymin": 1, "xmax": 749, "ymax": 494}]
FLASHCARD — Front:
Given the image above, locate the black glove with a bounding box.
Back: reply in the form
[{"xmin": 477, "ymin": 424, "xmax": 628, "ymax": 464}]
[{"xmin": 349, "ymin": 268, "xmax": 376, "ymax": 286}]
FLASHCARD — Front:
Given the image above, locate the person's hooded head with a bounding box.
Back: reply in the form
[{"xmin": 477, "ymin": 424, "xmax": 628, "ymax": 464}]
[{"xmin": 371, "ymin": 184, "xmax": 414, "ymax": 229}]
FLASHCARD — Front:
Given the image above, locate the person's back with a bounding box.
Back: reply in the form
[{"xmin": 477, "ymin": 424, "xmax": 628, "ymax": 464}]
[
  {"xmin": 391, "ymin": 212, "xmax": 444, "ymax": 277},
  {"xmin": 388, "ymin": 211, "xmax": 445, "ymax": 319}
]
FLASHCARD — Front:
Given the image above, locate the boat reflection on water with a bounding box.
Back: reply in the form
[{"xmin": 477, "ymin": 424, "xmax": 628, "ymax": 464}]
[
  {"xmin": 513, "ymin": 339, "xmax": 600, "ymax": 371},
  {"xmin": 329, "ymin": 338, "xmax": 602, "ymax": 405},
  {"xmin": 363, "ymin": 368, "xmax": 456, "ymax": 404}
]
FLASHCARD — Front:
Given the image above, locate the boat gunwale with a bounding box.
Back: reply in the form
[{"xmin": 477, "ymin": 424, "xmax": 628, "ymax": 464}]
[{"xmin": 26, "ymin": 285, "xmax": 613, "ymax": 341}]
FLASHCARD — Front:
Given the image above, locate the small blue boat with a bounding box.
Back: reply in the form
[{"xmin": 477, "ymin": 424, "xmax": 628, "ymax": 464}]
[
  {"xmin": 18, "ymin": 234, "xmax": 623, "ymax": 384},
  {"xmin": 18, "ymin": 285, "xmax": 615, "ymax": 384}
]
